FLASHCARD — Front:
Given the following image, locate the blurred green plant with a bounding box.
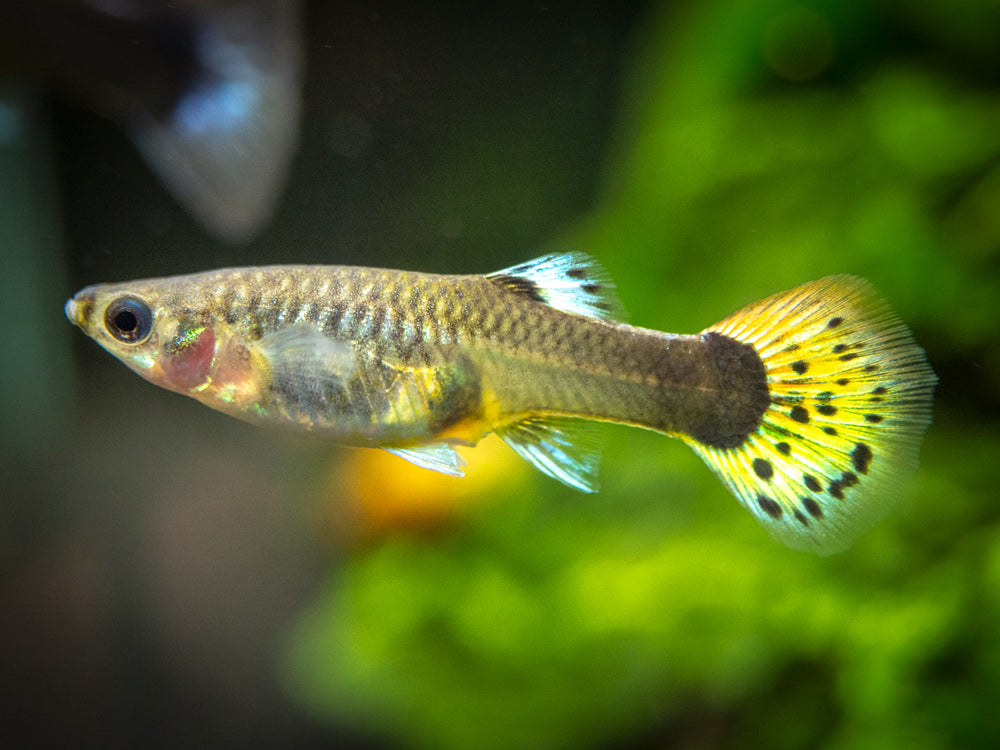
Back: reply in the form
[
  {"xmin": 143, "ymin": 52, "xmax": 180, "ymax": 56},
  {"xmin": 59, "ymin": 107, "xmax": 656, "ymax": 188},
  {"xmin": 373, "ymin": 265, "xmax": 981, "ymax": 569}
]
[{"xmin": 284, "ymin": 0, "xmax": 1000, "ymax": 748}]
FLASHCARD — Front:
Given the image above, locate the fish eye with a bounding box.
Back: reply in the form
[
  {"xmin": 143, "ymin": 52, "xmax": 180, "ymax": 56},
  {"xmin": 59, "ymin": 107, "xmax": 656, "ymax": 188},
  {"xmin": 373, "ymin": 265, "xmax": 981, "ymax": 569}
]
[{"xmin": 104, "ymin": 296, "xmax": 153, "ymax": 344}]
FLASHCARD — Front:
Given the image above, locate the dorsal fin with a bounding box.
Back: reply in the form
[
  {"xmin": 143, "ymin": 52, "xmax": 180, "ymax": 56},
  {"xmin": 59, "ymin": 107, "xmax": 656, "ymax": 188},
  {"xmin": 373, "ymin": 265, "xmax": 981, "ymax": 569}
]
[{"xmin": 486, "ymin": 252, "xmax": 624, "ymax": 321}]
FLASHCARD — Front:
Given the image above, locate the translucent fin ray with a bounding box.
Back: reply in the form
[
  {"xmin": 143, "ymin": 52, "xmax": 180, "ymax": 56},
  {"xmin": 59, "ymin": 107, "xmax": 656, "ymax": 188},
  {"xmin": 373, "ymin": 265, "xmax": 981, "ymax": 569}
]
[
  {"xmin": 496, "ymin": 416, "xmax": 602, "ymax": 493},
  {"xmin": 256, "ymin": 323, "xmax": 356, "ymax": 388},
  {"xmin": 693, "ymin": 275, "xmax": 936, "ymax": 554},
  {"xmin": 487, "ymin": 252, "xmax": 624, "ymax": 321},
  {"xmin": 384, "ymin": 443, "xmax": 466, "ymax": 477}
]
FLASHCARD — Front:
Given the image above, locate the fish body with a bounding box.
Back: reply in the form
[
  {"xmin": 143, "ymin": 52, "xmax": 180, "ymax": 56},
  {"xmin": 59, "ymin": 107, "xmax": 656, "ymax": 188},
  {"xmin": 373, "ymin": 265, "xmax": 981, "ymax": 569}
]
[{"xmin": 66, "ymin": 254, "xmax": 936, "ymax": 553}]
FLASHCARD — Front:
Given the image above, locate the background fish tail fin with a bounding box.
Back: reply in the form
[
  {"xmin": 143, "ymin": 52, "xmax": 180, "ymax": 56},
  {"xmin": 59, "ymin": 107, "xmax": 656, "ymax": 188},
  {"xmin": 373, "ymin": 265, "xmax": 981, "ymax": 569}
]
[
  {"xmin": 131, "ymin": 0, "xmax": 303, "ymax": 242},
  {"xmin": 688, "ymin": 275, "xmax": 936, "ymax": 554}
]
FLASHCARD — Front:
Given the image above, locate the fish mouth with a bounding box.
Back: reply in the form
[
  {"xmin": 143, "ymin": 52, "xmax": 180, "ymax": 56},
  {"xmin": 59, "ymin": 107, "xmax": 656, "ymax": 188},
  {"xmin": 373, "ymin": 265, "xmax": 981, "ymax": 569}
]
[
  {"xmin": 64, "ymin": 291, "xmax": 96, "ymax": 329},
  {"xmin": 64, "ymin": 297, "xmax": 79, "ymax": 325}
]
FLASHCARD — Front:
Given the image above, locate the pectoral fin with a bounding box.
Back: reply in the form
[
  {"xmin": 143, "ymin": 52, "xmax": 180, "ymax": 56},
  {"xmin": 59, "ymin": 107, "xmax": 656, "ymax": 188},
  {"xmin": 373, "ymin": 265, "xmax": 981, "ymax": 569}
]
[
  {"xmin": 496, "ymin": 416, "xmax": 602, "ymax": 493},
  {"xmin": 255, "ymin": 323, "xmax": 356, "ymax": 391}
]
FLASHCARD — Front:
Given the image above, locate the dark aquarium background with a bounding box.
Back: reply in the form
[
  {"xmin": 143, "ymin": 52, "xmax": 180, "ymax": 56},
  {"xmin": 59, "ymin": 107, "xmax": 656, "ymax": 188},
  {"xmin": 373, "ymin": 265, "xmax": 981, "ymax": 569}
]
[{"xmin": 2, "ymin": 1, "xmax": 998, "ymax": 748}]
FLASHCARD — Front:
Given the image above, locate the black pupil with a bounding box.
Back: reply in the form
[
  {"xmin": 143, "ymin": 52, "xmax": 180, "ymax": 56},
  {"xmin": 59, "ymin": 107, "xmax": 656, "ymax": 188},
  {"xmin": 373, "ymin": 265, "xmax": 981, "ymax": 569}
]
[
  {"xmin": 114, "ymin": 309, "xmax": 138, "ymax": 333},
  {"xmin": 105, "ymin": 297, "xmax": 151, "ymax": 343}
]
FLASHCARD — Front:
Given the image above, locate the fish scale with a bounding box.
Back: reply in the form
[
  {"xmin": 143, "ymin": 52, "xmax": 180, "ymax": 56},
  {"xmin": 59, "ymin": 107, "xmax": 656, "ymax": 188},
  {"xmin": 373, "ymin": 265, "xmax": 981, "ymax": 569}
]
[{"xmin": 66, "ymin": 253, "xmax": 936, "ymax": 553}]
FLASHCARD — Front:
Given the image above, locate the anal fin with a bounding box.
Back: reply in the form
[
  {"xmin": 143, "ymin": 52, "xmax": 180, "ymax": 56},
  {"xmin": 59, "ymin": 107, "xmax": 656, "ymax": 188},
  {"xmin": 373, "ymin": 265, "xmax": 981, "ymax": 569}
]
[
  {"xmin": 496, "ymin": 416, "xmax": 602, "ymax": 493},
  {"xmin": 384, "ymin": 443, "xmax": 466, "ymax": 477}
]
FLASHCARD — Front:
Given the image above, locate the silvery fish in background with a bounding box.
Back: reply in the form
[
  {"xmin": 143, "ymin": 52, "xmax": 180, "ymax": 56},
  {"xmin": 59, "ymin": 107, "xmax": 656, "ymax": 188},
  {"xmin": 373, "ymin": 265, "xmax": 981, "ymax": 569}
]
[
  {"xmin": 0, "ymin": 0, "xmax": 302, "ymax": 242},
  {"xmin": 66, "ymin": 253, "xmax": 937, "ymax": 554}
]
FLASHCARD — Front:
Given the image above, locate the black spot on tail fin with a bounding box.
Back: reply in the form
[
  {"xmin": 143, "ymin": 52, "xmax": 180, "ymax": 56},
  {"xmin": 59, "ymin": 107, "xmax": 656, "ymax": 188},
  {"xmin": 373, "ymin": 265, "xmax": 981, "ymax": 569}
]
[{"xmin": 684, "ymin": 275, "xmax": 936, "ymax": 554}]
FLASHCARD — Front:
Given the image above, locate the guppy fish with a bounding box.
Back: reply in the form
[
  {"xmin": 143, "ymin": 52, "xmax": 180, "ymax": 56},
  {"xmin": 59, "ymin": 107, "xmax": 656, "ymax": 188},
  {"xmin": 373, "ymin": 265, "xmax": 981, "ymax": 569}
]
[{"xmin": 65, "ymin": 254, "xmax": 936, "ymax": 553}]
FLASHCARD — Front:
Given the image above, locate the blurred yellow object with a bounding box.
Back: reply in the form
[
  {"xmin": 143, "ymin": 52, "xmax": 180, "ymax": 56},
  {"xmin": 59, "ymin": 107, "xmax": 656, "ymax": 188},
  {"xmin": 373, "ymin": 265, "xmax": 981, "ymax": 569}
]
[{"xmin": 314, "ymin": 435, "xmax": 526, "ymax": 543}]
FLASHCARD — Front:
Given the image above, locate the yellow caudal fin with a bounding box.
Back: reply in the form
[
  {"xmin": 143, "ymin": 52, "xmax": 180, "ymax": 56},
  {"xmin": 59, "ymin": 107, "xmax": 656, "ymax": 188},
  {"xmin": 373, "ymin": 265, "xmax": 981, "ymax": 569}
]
[{"xmin": 688, "ymin": 276, "xmax": 936, "ymax": 554}]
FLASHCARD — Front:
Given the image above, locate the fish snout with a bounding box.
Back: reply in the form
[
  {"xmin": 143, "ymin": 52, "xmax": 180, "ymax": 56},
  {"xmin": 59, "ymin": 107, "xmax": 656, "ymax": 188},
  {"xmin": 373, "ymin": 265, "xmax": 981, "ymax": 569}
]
[{"xmin": 64, "ymin": 291, "xmax": 96, "ymax": 330}]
